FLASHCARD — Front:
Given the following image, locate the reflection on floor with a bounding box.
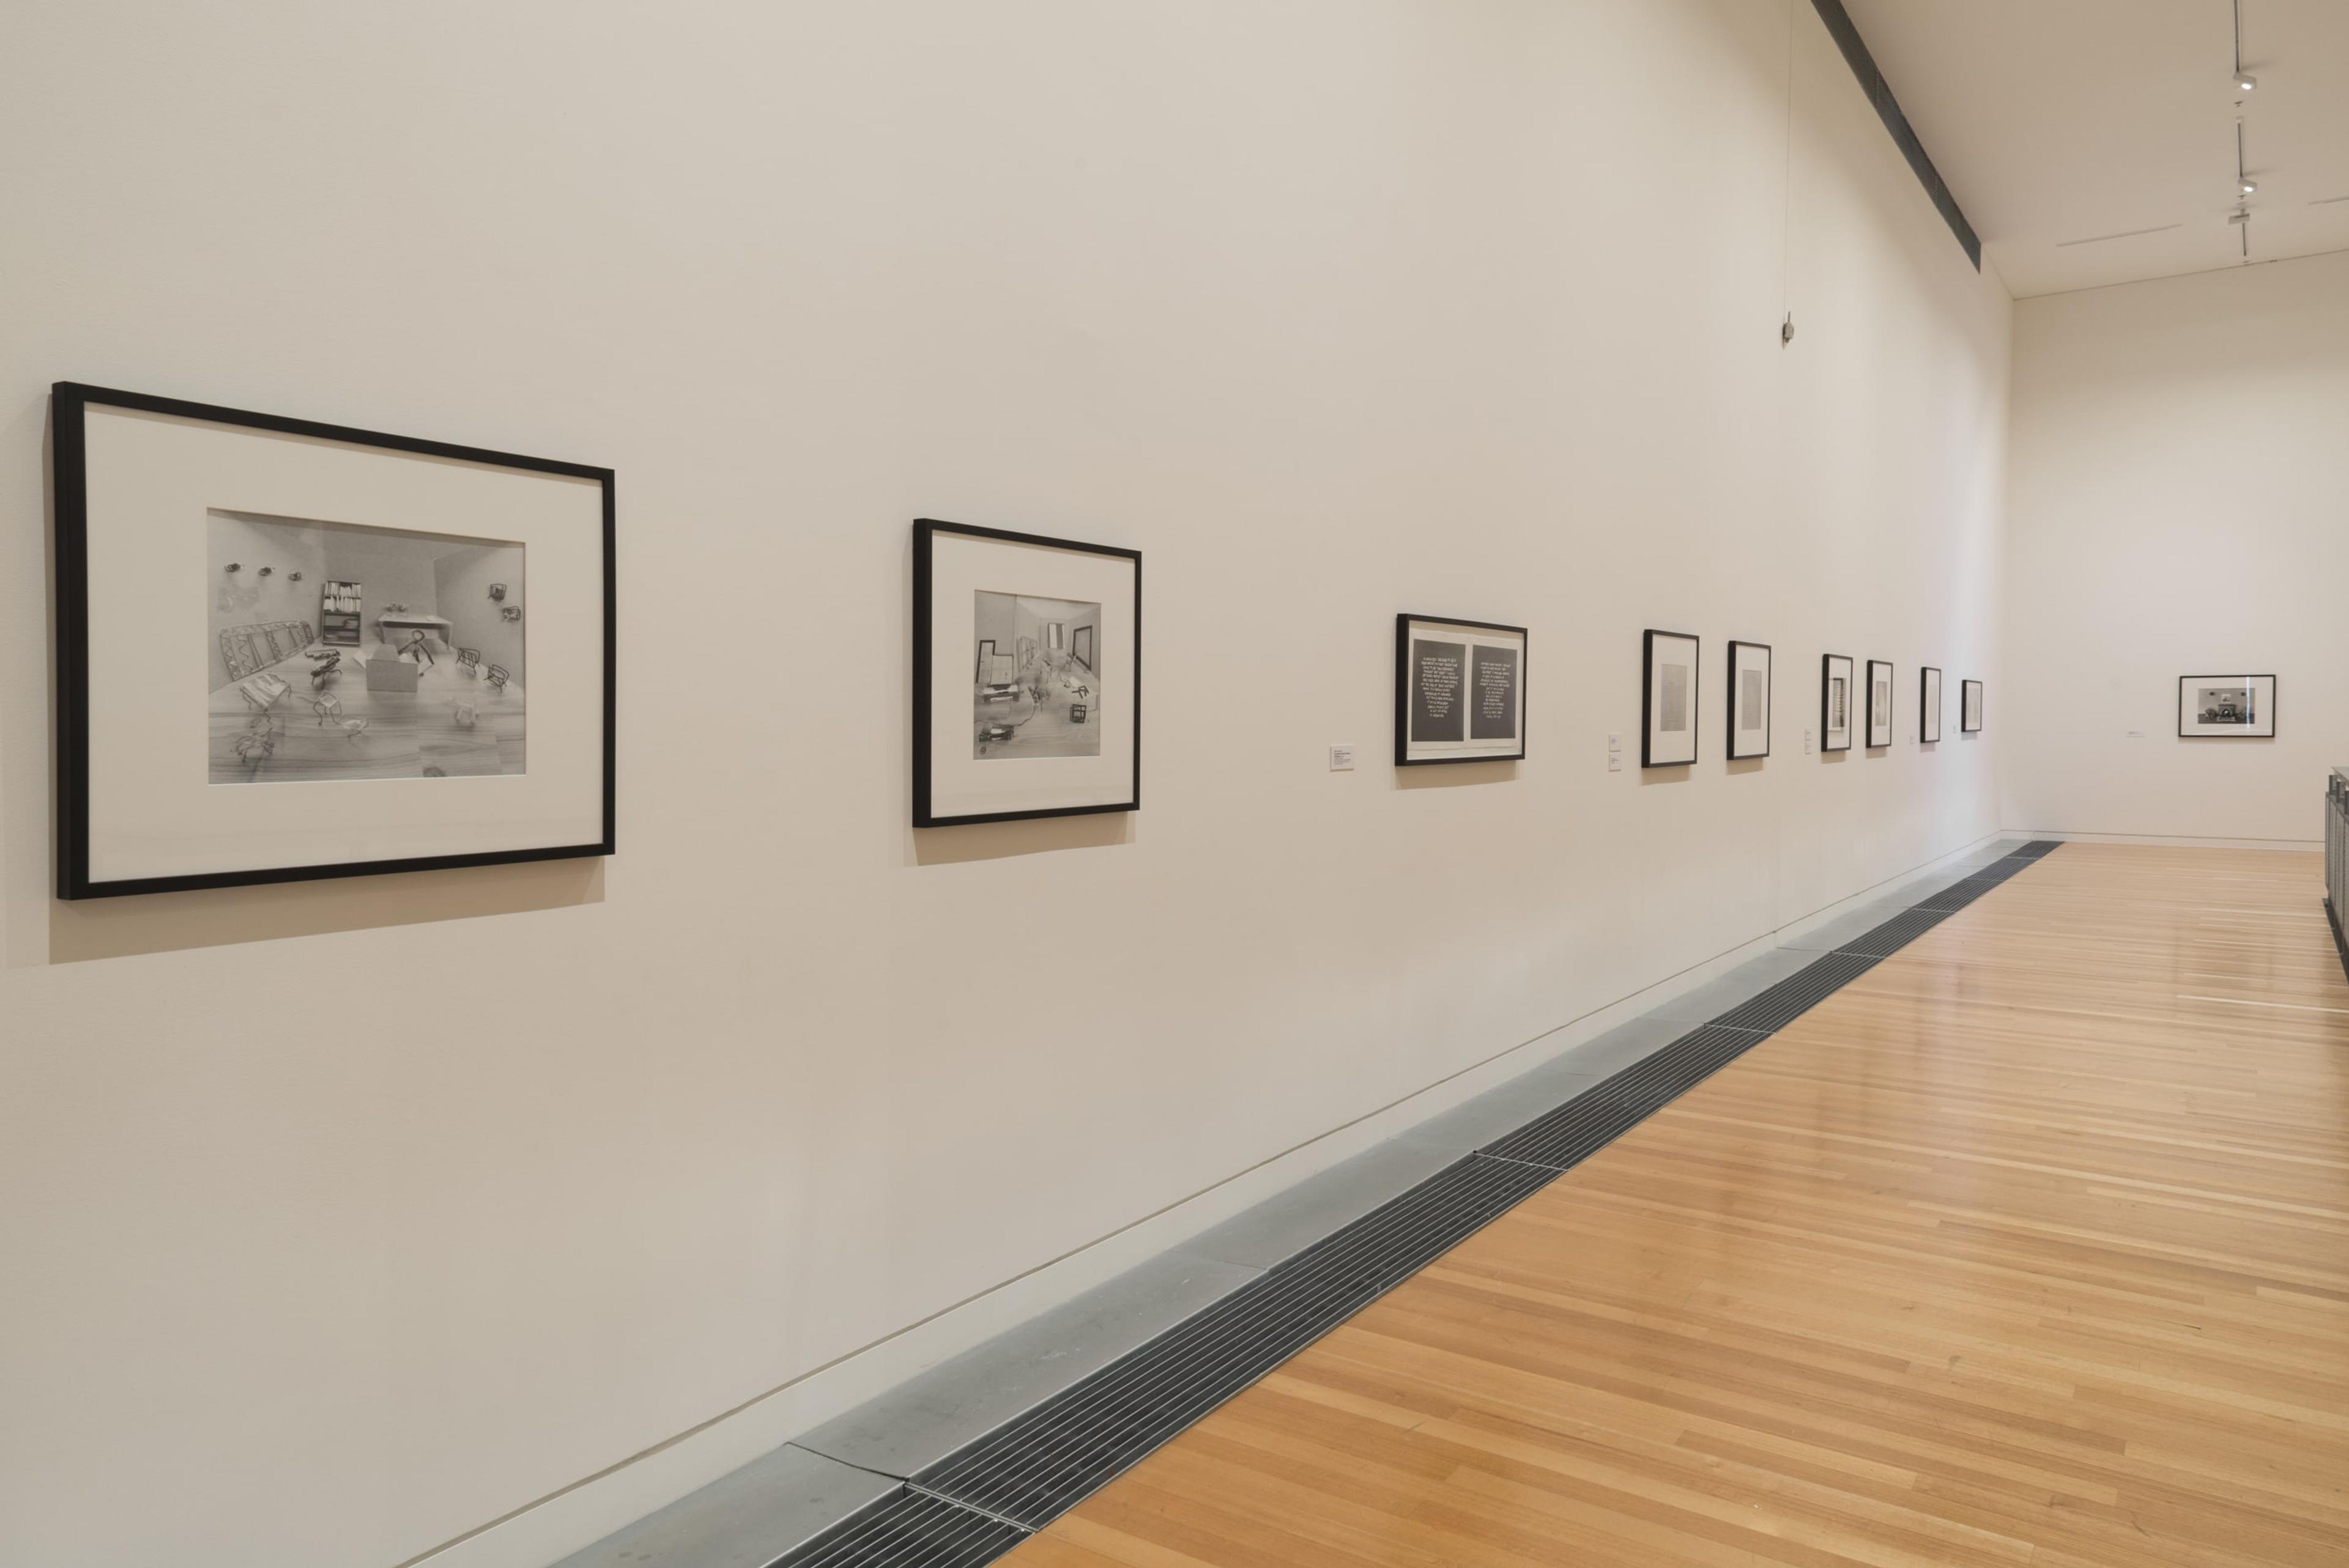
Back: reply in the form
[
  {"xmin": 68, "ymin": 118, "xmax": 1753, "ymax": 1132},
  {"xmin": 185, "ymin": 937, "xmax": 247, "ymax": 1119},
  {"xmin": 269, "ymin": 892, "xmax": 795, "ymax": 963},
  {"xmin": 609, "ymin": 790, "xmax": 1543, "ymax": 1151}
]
[{"xmin": 1008, "ymin": 845, "xmax": 2349, "ymax": 1568}]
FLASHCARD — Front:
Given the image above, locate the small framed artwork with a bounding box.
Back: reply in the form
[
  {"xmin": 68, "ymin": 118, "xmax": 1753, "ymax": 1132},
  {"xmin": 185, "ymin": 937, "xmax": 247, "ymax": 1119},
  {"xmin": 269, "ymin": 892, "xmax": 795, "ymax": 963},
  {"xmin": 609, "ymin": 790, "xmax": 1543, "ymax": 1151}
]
[
  {"xmin": 1642, "ymin": 629, "xmax": 1700, "ymax": 767},
  {"xmin": 1726, "ymin": 640, "xmax": 1770, "ymax": 760},
  {"xmin": 1865, "ymin": 659, "xmax": 1895, "ymax": 749},
  {"xmin": 51, "ymin": 382, "xmax": 615, "ymax": 899},
  {"xmin": 1395, "ymin": 615, "xmax": 1526, "ymax": 766},
  {"xmin": 1820, "ymin": 654, "xmax": 1854, "ymax": 753},
  {"xmin": 1920, "ymin": 666, "xmax": 1943, "ymax": 743},
  {"xmin": 914, "ymin": 517, "xmax": 1140, "ymax": 827},
  {"xmin": 2178, "ymin": 674, "xmax": 2275, "ymax": 738},
  {"xmin": 1961, "ymin": 679, "xmax": 1984, "ymax": 733}
]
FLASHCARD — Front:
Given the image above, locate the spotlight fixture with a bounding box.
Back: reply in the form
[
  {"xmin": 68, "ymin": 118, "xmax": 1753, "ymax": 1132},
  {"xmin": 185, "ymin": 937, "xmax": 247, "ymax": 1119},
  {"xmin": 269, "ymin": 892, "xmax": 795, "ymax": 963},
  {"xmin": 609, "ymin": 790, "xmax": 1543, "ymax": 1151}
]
[
  {"xmin": 2235, "ymin": 72, "xmax": 2257, "ymax": 94},
  {"xmin": 2240, "ymin": 177, "xmax": 2259, "ymax": 194}
]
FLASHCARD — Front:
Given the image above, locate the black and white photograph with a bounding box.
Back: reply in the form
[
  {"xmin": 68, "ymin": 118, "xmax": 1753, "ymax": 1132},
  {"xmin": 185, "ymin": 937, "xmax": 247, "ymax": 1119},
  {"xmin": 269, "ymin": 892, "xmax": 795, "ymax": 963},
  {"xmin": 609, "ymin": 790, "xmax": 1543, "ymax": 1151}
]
[
  {"xmin": 1920, "ymin": 665, "xmax": 1943, "ymax": 744},
  {"xmin": 1821, "ymin": 653, "xmax": 1854, "ymax": 753},
  {"xmin": 2178, "ymin": 673, "xmax": 2276, "ymax": 738},
  {"xmin": 51, "ymin": 382, "xmax": 614, "ymax": 898},
  {"xmin": 1961, "ymin": 678, "xmax": 1984, "ymax": 733},
  {"xmin": 971, "ymin": 591, "xmax": 1101, "ymax": 760},
  {"xmin": 1866, "ymin": 659, "xmax": 1895, "ymax": 748},
  {"xmin": 1642, "ymin": 629, "xmax": 1700, "ymax": 767},
  {"xmin": 915, "ymin": 518, "xmax": 1140, "ymax": 827},
  {"xmin": 1395, "ymin": 615, "xmax": 1526, "ymax": 766},
  {"xmin": 209, "ymin": 510, "xmax": 526, "ymax": 785},
  {"xmin": 1727, "ymin": 640, "xmax": 1770, "ymax": 760}
]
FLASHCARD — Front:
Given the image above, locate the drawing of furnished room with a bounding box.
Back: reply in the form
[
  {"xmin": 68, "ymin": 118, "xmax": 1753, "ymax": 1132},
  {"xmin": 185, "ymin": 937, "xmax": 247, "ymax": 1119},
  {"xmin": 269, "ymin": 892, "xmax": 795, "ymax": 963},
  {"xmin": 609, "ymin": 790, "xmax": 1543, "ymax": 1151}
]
[
  {"xmin": 971, "ymin": 590, "xmax": 1100, "ymax": 760},
  {"xmin": 207, "ymin": 509, "xmax": 528, "ymax": 784}
]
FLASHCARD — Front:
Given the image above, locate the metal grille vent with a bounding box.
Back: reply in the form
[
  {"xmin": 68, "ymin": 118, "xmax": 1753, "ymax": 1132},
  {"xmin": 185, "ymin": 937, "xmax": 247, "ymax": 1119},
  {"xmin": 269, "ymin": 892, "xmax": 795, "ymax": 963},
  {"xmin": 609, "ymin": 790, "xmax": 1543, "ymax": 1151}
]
[
  {"xmin": 1837, "ymin": 906, "xmax": 1954, "ymax": 958},
  {"xmin": 2005, "ymin": 839, "xmax": 2064, "ymax": 859},
  {"xmin": 1482, "ymin": 1024, "xmax": 1762, "ymax": 1169},
  {"xmin": 1708, "ymin": 950, "xmax": 1883, "ymax": 1032},
  {"xmin": 915, "ymin": 1152, "xmax": 1554, "ymax": 1528},
  {"xmin": 771, "ymin": 1488, "xmax": 1026, "ymax": 1568},
  {"xmin": 1916, "ymin": 868, "xmax": 2018, "ymax": 910}
]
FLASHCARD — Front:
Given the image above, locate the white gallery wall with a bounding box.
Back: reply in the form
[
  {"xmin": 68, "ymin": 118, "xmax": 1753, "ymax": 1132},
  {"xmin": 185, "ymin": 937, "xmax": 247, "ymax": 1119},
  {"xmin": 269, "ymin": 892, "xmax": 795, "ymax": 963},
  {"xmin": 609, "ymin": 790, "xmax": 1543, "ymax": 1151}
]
[
  {"xmin": 0, "ymin": 4, "xmax": 2008, "ymax": 1566},
  {"xmin": 2005, "ymin": 249, "xmax": 2349, "ymax": 847}
]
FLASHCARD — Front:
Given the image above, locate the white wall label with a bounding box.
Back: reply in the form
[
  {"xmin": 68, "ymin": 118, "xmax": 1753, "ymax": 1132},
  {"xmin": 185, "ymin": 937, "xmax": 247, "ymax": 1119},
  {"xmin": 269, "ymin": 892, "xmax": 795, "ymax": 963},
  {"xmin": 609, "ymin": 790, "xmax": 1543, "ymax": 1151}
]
[{"xmin": 1327, "ymin": 744, "xmax": 1356, "ymax": 771}]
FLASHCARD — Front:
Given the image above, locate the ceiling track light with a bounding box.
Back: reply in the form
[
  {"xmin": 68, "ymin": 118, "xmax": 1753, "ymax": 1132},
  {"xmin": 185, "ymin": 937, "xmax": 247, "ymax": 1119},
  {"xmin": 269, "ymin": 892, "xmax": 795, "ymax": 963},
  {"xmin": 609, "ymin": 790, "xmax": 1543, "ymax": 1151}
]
[
  {"xmin": 2240, "ymin": 178, "xmax": 2259, "ymax": 195},
  {"xmin": 2231, "ymin": 0, "xmax": 2255, "ymax": 95}
]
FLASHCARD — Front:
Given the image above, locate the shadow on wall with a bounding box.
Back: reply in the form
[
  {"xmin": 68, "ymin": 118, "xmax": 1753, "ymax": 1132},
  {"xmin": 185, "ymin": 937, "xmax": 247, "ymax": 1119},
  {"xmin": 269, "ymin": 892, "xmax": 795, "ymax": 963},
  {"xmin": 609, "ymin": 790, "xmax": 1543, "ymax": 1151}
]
[
  {"xmin": 1397, "ymin": 761, "xmax": 1516, "ymax": 790},
  {"xmin": 908, "ymin": 813, "xmax": 1133, "ymax": 866},
  {"xmin": 47, "ymin": 857, "xmax": 603, "ymax": 964}
]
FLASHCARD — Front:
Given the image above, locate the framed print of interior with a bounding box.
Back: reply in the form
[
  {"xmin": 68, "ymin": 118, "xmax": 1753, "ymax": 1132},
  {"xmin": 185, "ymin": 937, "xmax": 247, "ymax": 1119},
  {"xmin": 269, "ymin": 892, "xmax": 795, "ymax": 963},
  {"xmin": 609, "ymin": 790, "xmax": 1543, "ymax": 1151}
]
[
  {"xmin": 2177, "ymin": 673, "xmax": 2276, "ymax": 738},
  {"xmin": 1961, "ymin": 678, "xmax": 1984, "ymax": 733},
  {"xmin": 1920, "ymin": 665, "xmax": 1943, "ymax": 744},
  {"xmin": 1726, "ymin": 640, "xmax": 1770, "ymax": 760},
  {"xmin": 1865, "ymin": 659, "xmax": 1895, "ymax": 749},
  {"xmin": 50, "ymin": 382, "xmax": 615, "ymax": 899},
  {"xmin": 1395, "ymin": 615, "xmax": 1526, "ymax": 766},
  {"xmin": 1820, "ymin": 653, "xmax": 1854, "ymax": 753},
  {"xmin": 913, "ymin": 518, "xmax": 1140, "ymax": 827},
  {"xmin": 1641, "ymin": 629, "xmax": 1700, "ymax": 768}
]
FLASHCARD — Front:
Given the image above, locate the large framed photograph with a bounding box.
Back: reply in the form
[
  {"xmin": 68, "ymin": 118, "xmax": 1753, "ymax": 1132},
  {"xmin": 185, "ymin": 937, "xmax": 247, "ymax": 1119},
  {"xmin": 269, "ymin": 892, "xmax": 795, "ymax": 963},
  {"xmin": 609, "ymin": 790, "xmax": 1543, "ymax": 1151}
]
[
  {"xmin": 1641, "ymin": 629, "xmax": 1699, "ymax": 767},
  {"xmin": 1395, "ymin": 615, "xmax": 1526, "ymax": 766},
  {"xmin": 51, "ymin": 383, "xmax": 614, "ymax": 898},
  {"xmin": 1820, "ymin": 653, "xmax": 1854, "ymax": 753},
  {"xmin": 913, "ymin": 518, "xmax": 1140, "ymax": 827},
  {"xmin": 1726, "ymin": 640, "xmax": 1770, "ymax": 760},
  {"xmin": 2178, "ymin": 674, "xmax": 2275, "ymax": 738},
  {"xmin": 1920, "ymin": 666, "xmax": 1943, "ymax": 744},
  {"xmin": 1961, "ymin": 679, "xmax": 1984, "ymax": 733},
  {"xmin": 1865, "ymin": 659, "xmax": 1895, "ymax": 749}
]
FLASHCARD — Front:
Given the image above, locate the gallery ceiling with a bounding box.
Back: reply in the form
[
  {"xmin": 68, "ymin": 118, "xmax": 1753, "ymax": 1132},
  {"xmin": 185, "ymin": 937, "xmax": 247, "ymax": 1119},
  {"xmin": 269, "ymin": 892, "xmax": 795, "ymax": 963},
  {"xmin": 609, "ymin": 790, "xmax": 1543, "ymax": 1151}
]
[{"xmin": 1839, "ymin": 0, "xmax": 2349, "ymax": 297}]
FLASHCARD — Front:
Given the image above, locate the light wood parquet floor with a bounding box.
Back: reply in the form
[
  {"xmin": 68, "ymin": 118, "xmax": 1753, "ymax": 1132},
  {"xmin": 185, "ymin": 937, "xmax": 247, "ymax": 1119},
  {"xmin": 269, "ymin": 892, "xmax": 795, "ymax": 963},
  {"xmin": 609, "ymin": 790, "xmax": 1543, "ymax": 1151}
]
[{"xmin": 1010, "ymin": 845, "xmax": 2349, "ymax": 1568}]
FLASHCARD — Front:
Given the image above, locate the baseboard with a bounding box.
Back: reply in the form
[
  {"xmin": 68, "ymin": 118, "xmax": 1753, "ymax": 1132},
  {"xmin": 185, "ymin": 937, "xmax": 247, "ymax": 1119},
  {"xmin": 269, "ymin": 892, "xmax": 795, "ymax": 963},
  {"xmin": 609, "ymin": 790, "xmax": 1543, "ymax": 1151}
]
[
  {"xmin": 2008, "ymin": 829, "xmax": 2323, "ymax": 852},
  {"xmin": 409, "ymin": 826, "xmax": 2016, "ymax": 1568}
]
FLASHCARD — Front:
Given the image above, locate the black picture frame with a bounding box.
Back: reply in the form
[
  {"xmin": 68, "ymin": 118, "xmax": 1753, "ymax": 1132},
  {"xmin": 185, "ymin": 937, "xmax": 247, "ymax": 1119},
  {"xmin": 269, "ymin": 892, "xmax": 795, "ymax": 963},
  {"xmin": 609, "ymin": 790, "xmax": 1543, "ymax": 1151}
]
[
  {"xmin": 1961, "ymin": 678, "xmax": 1984, "ymax": 733},
  {"xmin": 2176, "ymin": 674, "xmax": 2276, "ymax": 738},
  {"xmin": 1641, "ymin": 628, "xmax": 1701, "ymax": 768},
  {"xmin": 1865, "ymin": 659, "xmax": 1895, "ymax": 749},
  {"xmin": 1919, "ymin": 665, "xmax": 1942, "ymax": 744},
  {"xmin": 1820, "ymin": 653, "xmax": 1854, "ymax": 753},
  {"xmin": 913, "ymin": 518, "xmax": 1141, "ymax": 828},
  {"xmin": 1393, "ymin": 614, "xmax": 1528, "ymax": 767},
  {"xmin": 50, "ymin": 382, "xmax": 617, "ymax": 900},
  {"xmin": 1726, "ymin": 640, "xmax": 1772, "ymax": 761}
]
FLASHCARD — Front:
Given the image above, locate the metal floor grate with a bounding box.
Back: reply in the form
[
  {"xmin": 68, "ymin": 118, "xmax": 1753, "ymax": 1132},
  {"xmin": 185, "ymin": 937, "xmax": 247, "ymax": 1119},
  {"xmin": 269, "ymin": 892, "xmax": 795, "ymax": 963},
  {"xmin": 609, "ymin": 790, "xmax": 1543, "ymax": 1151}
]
[
  {"xmin": 915, "ymin": 1152, "xmax": 1556, "ymax": 1528},
  {"xmin": 1708, "ymin": 950, "xmax": 1883, "ymax": 1032},
  {"xmin": 773, "ymin": 840, "xmax": 2061, "ymax": 1564},
  {"xmin": 769, "ymin": 1488, "xmax": 1027, "ymax": 1568},
  {"xmin": 1482, "ymin": 1024, "xmax": 1764, "ymax": 1170},
  {"xmin": 1836, "ymin": 906, "xmax": 1954, "ymax": 958}
]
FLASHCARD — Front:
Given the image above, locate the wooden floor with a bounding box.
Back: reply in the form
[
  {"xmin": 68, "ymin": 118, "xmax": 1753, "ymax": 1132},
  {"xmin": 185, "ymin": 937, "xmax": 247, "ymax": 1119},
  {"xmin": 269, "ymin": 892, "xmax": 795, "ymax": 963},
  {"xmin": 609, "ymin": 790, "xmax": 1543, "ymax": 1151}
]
[{"xmin": 1012, "ymin": 845, "xmax": 2349, "ymax": 1568}]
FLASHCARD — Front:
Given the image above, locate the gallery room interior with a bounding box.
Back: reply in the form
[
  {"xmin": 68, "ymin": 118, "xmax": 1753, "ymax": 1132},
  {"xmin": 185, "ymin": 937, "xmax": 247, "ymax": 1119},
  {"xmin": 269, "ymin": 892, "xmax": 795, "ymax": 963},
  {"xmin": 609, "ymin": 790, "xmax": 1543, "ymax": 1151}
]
[{"xmin": 1, "ymin": 2, "xmax": 2345, "ymax": 1567}]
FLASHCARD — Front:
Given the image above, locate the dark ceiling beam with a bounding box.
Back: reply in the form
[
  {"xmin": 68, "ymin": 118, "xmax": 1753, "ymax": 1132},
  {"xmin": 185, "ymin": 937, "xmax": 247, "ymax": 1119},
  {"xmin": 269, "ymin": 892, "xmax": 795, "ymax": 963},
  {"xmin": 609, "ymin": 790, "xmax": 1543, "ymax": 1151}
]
[{"xmin": 1809, "ymin": 0, "xmax": 1983, "ymax": 270}]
